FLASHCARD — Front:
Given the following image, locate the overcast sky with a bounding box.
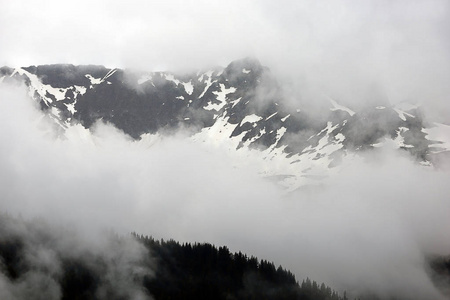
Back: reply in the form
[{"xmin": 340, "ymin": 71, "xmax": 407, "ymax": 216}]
[
  {"xmin": 1, "ymin": 0, "xmax": 450, "ymax": 119},
  {"xmin": 1, "ymin": 1, "xmax": 450, "ymax": 298}
]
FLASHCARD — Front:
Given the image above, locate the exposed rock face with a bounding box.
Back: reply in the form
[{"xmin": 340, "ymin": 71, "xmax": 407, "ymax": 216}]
[{"xmin": 2, "ymin": 58, "xmax": 448, "ymax": 190}]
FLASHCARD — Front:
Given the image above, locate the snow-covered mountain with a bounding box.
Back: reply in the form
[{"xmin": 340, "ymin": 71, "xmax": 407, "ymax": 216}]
[{"xmin": 1, "ymin": 58, "xmax": 449, "ymax": 191}]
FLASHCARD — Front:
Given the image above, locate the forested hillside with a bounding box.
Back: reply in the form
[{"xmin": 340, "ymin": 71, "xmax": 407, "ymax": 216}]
[
  {"xmin": 0, "ymin": 214, "xmax": 347, "ymax": 300},
  {"xmin": 134, "ymin": 234, "xmax": 346, "ymax": 300}
]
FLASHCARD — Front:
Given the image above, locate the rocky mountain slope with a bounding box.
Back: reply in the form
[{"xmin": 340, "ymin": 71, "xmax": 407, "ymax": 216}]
[{"xmin": 1, "ymin": 58, "xmax": 449, "ymax": 191}]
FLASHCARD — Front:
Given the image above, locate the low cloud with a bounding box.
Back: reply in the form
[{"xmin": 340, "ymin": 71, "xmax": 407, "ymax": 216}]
[
  {"xmin": 0, "ymin": 213, "xmax": 152, "ymax": 300},
  {"xmin": 1, "ymin": 1, "xmax": 450, "ymax": 121},
  {"xmin": 1, "ymin": 82, "xmax": 450, "ymax": 299}
]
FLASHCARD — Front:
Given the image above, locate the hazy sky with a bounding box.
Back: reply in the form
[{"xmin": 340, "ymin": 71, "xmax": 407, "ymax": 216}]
[
  {"xmin": 1, "ymin": 1, "xmax": 450, "ymax": 298},
  {"xmin": 1, "ymin": 0, "xmax": 450, "ymax": 119}
]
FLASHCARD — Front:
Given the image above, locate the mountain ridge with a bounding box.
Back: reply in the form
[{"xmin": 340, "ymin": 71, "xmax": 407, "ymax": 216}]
[{"xmin": 1, "ymin": 58, "xmax": 449, "ymax": 190}]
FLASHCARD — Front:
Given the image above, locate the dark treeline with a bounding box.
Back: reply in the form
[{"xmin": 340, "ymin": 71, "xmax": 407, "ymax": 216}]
[
  {"xmin": 134, "ymin": 233, "xmax": 346, "ymax": 300},
  {"xmin": 0, "ymin": 213, "xmax": 348, "ymax": 300},
  {"xmin": 427, "ymin": 254, "xmax": 450, "ymax": 296},
  {"xmin": 3, "ymin": 213, "xmax": 450, "ymax": 299}
]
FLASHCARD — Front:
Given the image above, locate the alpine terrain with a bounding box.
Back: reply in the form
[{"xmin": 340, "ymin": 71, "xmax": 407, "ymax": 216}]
[{"xmin": 1, "ymin": 58, "xmax": 449, "ymax": 191}]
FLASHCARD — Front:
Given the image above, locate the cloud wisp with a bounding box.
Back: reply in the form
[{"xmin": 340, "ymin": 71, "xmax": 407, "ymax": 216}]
[
  {"xmin": 1, "ymin": 0, "xmax": 450, "ymax": 121},
  {"xmin": 1, "ymin": 82, "xmax": 450, "ymax": 299}
]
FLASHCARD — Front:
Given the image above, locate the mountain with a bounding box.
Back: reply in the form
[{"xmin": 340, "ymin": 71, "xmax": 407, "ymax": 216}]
[
  {"xmin": 1, "ymin": 58, "xmax": 449, "ymax": 191},
  {"xmin": 1, "ymin": 59, "xmax": 450, "ymax": 299}
]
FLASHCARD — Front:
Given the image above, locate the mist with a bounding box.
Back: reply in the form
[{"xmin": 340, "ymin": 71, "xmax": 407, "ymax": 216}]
[
  {"xmin": 1, "ymin": 1, "xmax": 450, "ymax": 297},
  {"xmin": 1, "ymin": 0, "xmax": 450, "ymax": 120},
  {"xmin": 0, "ymin": 214, "xmax": 152, "ymax": 300},
  {"xmin": 1, "ymin": 80, "xmax": 449, "ymax": 299}
]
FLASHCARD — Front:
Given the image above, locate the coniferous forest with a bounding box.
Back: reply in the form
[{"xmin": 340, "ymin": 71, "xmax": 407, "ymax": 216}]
[
  {"xmin": 134, "ymin": 234, "xmax": 345, "ymax": 300},
  {"xmin": 1, "ymin": 213, "xmax": 449, "ymax": 300},
  {"xmin": 0, "ymin": 214, "xmax": 348, "ymax": 300}
]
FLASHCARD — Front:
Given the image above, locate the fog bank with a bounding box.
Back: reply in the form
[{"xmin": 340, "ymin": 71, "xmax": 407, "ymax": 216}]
[
  {"xmin": 1, "ymin": 83, "xmax": 449, "ymax": 298},
  {"xmin": 1, "ymin": 0, "xmax": 450, "ymax": 120}
]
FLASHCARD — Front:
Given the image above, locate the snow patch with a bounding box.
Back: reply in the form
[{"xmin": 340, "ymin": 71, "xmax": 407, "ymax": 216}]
[
  {"xmin": 371, "ymin": 142, "xmax": 384, "ymax": 148},
  {"xmin": 423, "ymin": 123, "xmax": 450, "ymax": 153},
  {"xmin": 102, "ymin": 69, "xmax": 117, "ymax": 81},
  {"xmin": 328, "ymin": 97, "xmax": 355, "ymax": 116},
  {"xmin": 192, "ymin": 116, "xmax": 240, "ymax": 149},
  {"xmin": 85, "ymin": 74, "xmax": 102, "ymax": 85},
  {"xmin": 241, "ymin": 114, "xmax": 262, "ymax": 125},
  {"xmin": 65, "ymin": 103, "xmax": 77, "ymax": 114},
  {"xmin": 198, "ymin": 71, "xmax": 216, "ymax": 99},
  {"xmin": 281, "ymin": 114, "xmax": 290, "ymax": 122},
  {"xmin": 393, "ymin": 108, "xmax": 415, "ymax": 121},
  {"xmin": 317, "ymin": 122, "xmax": 339, "ymax": 136},
  {"xmin": 274, "ymin": 127, "xmax": 287, "ymax": 145},
  {"xmin": 164, "ymin": 74, "xmax": 181, "ymax": 86},
  {"xmin": 192, "ymin": 114, "xmax": 347, "ymax": 192},
  {"xmin": 13, "ymin": 68, "xmax": 64, "ymax": 104},
  {"xmin": 183, "ymin": 81, "xmax": 194, "ymax": 95},
  {"xmin": 51, "ymin": 106, "xmax": 60, "ymax": 118},
  {"xmin": 242, "ymin": 68, "xmax": 251, "ymax": 74},
  {"xmin": 204, "ymin": 84, "xmax": 236, "ymax": 111},
  {"xmin": 74, "ymin": 85, "xmax": 87, "ymax": 96},
  {"xmin": 335, "ymin": 133, "xmax": 345, "ymax": 142},
  {"xmin": 265, "ymin": 112, "xmax": 278, "ymax": 121},
  {"xmin": 230, "ymin": 98, "xmax": 241, "ymax": 108},
  {"xmin": 393, "ymin": 127, "xmax": 414, "ymax": 149}
]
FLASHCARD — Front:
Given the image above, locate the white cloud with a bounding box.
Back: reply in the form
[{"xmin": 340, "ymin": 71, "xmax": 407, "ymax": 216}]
[
  {"xmin": 1, "ymin": 82, "xmax": 449, "ymax": 298},
  {"xmin": 1, "ymin": 0, "xmax": 449, "ymax": 121}
]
